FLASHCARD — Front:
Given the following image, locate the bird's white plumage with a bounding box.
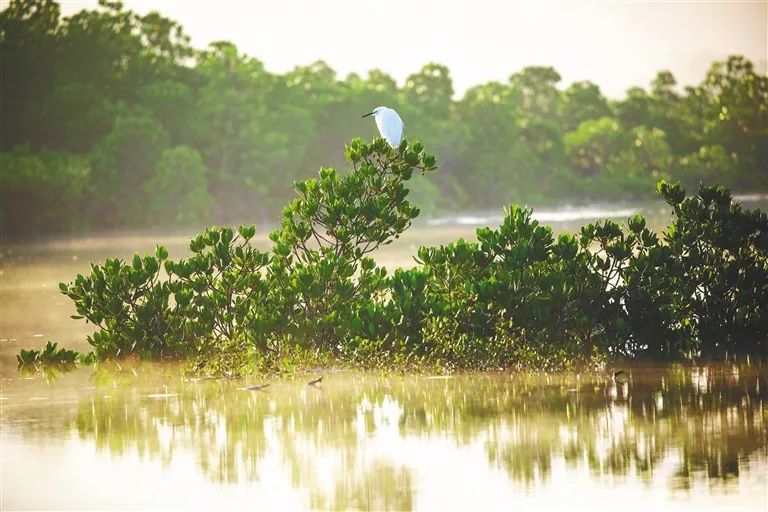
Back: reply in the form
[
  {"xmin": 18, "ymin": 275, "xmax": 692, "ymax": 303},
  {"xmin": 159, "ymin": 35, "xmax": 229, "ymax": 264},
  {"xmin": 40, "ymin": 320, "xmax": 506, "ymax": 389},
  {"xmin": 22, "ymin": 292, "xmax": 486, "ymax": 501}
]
[{"xmin": 369, "ymin": 106, "xmax": 403, "ymax": 148}]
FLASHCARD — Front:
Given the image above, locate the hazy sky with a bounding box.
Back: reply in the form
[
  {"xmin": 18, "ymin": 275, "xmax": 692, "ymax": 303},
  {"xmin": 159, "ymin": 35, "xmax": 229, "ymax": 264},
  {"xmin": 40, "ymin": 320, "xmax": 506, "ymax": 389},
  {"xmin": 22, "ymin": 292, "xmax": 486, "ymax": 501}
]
[{"xmin": 53, "ymin": 0, "xmax": 768, "ymax": 98}]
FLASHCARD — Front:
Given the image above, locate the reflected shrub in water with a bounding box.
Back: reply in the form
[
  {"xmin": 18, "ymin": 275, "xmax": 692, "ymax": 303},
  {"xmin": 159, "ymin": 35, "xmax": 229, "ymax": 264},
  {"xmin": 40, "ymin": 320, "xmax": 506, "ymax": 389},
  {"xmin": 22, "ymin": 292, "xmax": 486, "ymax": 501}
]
[
  {"xmin": 32, "ymin": 365, "xmax": 763, "ymax": 494},
  {"xmin": 46, "ymin": 139, "xmax": 768, "ymax": 373}
]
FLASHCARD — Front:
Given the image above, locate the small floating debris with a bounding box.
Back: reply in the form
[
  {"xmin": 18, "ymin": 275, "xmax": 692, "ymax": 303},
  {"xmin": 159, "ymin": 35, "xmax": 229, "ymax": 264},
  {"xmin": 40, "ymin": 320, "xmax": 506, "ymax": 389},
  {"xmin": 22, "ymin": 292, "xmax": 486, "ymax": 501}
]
[
  {"xmin": 241, "ymin": 384, "xmax": 270, "ymax": 392},
  {"xmin": 145, "ymin": 393, "xmax": 178, "ymax": 399},
  {"xmin": 614, "ymin": 370, "xmax": 629, "ymax": 384},
  {"xmin": 29, "ymin": 397, "xmax": 48, "ymax": 401},
  {"xmin": 308, "ymin": 376, "xmax": 323, "ymax": 386},
  {"xmin": 425, "ymin": 375, "xmax": 452, "ymax": 380},
  {"xmin": 32, "ymin": 334, "xmax": 44, "ymax": 338}
]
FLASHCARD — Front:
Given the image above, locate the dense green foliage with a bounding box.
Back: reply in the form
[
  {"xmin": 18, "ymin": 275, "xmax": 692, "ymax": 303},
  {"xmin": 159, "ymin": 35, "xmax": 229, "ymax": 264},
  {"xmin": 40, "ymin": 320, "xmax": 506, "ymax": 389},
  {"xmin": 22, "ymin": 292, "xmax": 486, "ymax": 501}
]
[
  {"xmin": 46, "ymin": 138, "xmax": 767, "ymax": 374},
  {"xmin": 405, "ymin": 182, "xmax": 768, "ymax": 367},
  {"xmin": 58, "ymin": 138, "xmax": 440, "ymax": 372},
  {"xmin": 2, "ymin": 0, "xmax": 767, "ymax": 237},
  {"xmin": 17, "ymin": 340, "xmax": 90, "ymax": 366}
]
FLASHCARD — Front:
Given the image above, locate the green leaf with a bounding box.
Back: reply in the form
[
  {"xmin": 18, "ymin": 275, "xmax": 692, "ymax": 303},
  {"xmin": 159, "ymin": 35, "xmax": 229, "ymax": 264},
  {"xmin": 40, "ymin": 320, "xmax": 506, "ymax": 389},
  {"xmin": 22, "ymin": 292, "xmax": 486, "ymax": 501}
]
[{"xmin": 156, "ymin": 245, "xmax": 169, "ymax": 260}]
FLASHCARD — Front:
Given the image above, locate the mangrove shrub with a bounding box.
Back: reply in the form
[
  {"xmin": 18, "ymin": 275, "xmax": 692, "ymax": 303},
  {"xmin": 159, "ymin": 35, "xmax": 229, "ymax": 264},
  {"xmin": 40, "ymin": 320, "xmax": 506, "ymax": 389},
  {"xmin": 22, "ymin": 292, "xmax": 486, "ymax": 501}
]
[{"xmin": 41, "ymin": 139, "xmax": 768, "ymax": 373}]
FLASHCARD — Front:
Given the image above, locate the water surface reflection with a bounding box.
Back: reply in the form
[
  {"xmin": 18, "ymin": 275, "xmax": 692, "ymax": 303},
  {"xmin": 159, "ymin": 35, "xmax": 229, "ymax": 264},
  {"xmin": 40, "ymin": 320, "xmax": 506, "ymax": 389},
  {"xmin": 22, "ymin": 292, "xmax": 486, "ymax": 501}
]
[{"xmin": 2, "ymin": 364, "xmax": 765, "ymax": 510}]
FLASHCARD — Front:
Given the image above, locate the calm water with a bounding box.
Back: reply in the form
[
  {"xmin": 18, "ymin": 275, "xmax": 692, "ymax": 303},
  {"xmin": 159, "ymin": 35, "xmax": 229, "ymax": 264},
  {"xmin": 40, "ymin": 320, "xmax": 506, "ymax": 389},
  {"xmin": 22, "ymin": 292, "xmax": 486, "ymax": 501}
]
[
  {"xmin": 2, "ymin": 365, "xmax": 766, "ymax": 510},
  {"xmin": 2, "ymin": 208, "xmax": 767, "ymax": 510}
]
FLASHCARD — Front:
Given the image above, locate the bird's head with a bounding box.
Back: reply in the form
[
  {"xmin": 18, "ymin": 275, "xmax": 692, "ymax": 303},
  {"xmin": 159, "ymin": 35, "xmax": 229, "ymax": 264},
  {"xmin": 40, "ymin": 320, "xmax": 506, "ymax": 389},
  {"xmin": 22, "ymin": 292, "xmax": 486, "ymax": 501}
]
[{"xmin": 361, "ymin": 106, "xmax": 387, "ymax": 118}]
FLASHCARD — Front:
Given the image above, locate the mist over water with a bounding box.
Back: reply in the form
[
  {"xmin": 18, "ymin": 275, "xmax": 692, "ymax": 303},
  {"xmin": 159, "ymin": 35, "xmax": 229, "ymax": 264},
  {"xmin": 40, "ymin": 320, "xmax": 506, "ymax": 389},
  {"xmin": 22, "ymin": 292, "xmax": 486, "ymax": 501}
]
[
  {"xmin": 425, "ymin": 195, "xmax": 768, "ymax": 229},
  {"xmin": 427, "ymin": 206, "xmax": 641, "ymax": 227}
]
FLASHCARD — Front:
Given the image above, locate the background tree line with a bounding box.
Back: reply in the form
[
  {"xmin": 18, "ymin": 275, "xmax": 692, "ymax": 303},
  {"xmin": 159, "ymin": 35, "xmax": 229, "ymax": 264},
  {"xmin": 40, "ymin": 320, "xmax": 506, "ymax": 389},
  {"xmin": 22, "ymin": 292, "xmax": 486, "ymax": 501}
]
[{"xmin": 2, "ymin": 0, "xmax": 767, "ymax": 237}]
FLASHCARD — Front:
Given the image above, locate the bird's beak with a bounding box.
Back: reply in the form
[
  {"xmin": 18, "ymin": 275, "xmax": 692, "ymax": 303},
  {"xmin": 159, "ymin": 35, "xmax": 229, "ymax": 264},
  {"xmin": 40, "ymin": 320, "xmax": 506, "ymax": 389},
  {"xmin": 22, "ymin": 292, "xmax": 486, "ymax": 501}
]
[{"xmin": 361, "ymin": 112, "xmax": 374, "ymax": 118}]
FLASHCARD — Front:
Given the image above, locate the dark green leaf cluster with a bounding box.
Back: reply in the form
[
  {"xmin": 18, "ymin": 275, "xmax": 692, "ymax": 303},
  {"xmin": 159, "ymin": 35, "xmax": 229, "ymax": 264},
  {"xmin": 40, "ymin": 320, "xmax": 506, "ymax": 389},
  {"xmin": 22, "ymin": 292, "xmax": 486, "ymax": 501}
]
[
  {"xmin": 61, "ymin": 246, "xmax": 177, "ymax": 359},
  {"xmin": 266, "ymin": 138, "xmax": 435, "ymax": 352},
  {"xmin": 166, "ymin": 226, "xmax": 275, "ymax": 360},
  {"xmin": 386, "ymin": 184, "xmax": 767, "ymax": 366},
  {"xmin": 17, "ymin": 340, "xmax": 85, "ymax": 366},
  {"xmin": 379, "ymin": 208, "xmax": 628, "ymax": 369},
  {"xmin": 647, "ymin": 181, "xmax": 768, "ymax": 357}
]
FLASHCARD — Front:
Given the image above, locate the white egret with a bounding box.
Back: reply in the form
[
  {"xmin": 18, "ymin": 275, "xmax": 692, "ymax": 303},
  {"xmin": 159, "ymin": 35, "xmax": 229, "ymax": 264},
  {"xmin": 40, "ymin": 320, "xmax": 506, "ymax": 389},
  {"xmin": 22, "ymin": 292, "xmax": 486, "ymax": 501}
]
[{"xmin": 362, "ymin": 106, "xmax": 403, "ymax": 148}]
